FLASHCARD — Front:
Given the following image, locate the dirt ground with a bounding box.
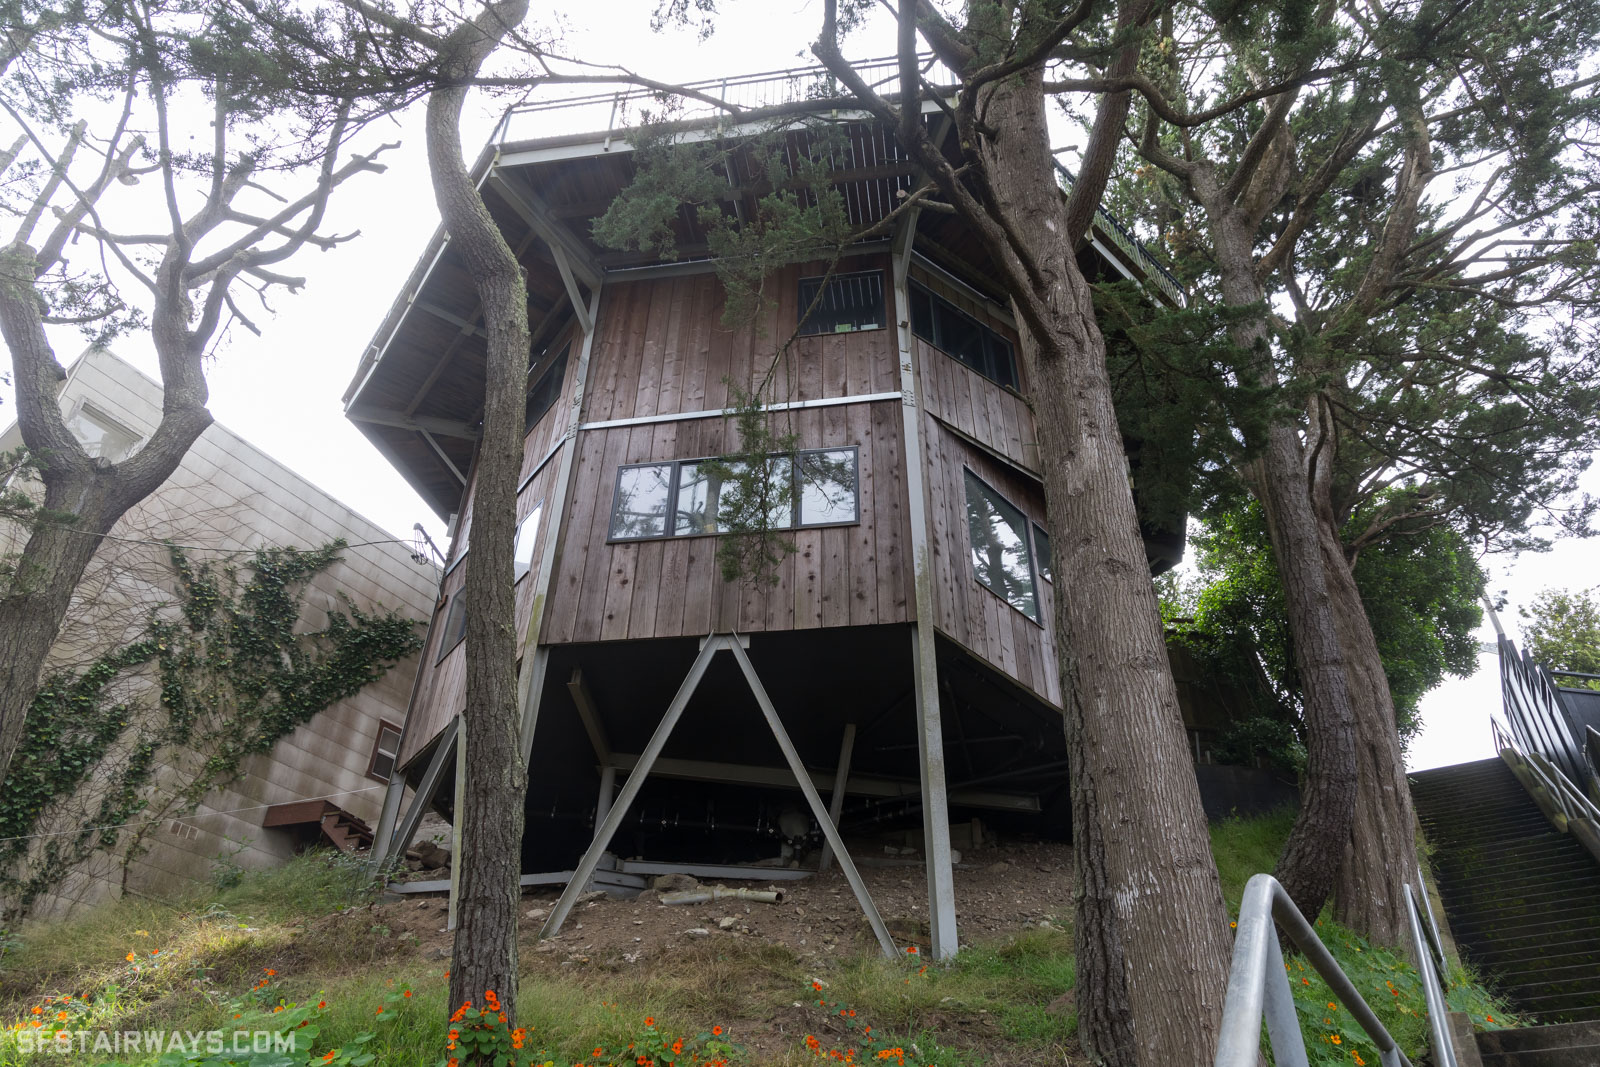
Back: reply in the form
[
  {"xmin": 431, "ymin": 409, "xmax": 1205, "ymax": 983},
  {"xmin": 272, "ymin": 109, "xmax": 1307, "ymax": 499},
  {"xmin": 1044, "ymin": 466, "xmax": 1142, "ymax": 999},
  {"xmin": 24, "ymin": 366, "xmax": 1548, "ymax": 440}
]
[{"xmin": 374, "ymin": 838, "xmax": 1075, "ymax": 968}]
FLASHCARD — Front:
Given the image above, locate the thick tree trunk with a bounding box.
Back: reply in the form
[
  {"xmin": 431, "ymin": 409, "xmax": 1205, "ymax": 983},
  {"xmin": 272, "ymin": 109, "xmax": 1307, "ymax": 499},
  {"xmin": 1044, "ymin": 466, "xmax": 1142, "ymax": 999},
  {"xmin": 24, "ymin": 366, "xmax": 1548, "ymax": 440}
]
[
  {"xmin": 1193, "ymin": 184, "xmax": 1359, "ymax": 925},
  {"xmin": 426, "ymin": 1, "xmax": 531, "ymax": 1041},
  {"xmin": 1309, "ymin": 448, "xmax": 1417, "ymax": 946},
  {"xmin": 980, "ymin": 71, "xmax": 1231, "ymax": 1067},
  {"xmin": 1249, "ymin": 426, "xmax": 1359, "ymax": 922},
  {"xmin": 0, "ymin": 244, "xmax": 211, "ymax": 787}
]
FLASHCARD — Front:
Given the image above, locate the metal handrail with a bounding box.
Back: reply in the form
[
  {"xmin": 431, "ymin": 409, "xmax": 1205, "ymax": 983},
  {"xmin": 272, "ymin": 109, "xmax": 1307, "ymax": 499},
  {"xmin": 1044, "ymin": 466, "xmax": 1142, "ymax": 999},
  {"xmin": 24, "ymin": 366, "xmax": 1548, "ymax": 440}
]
[
  {"xmin": 1215, "ymin": 874, "xmax": 1412, "ymax": 1067},
  {"xmin": 1405, "ymin": 880, "xmax": 1457, "ymax": 1067},
  {"xmin": 1493, "ymin": 716, "xmax": 1600, "ymax": 830}
]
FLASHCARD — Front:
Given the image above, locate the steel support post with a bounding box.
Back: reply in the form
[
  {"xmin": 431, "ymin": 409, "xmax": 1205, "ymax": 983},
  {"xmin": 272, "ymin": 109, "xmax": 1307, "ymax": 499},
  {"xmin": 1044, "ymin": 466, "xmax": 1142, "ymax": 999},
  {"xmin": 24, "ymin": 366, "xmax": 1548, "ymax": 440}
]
[
  {"xmin": 540, "ymin": 638, "xmax": 722, "ymax": 939},
  {"xmin": 728, "ymin": 642, "xmax": 898, "ymax": 958},
  {"xmin": 817, "ymin": 723, "xmax": 857, "ymax": 873},
  {"xmin": 892, "ymin": 208, "xmax": 959, "ymax": 958}
]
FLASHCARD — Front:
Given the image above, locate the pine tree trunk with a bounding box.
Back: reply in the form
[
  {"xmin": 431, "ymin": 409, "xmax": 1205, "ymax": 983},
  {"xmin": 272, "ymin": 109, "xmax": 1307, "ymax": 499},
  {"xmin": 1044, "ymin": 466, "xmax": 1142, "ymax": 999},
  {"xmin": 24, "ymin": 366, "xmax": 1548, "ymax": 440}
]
[
  {"xmin": 1249, "ymin": 425, "xmax": 1359, "ymax": 922},
  {"xmin": 1310, "ymin": 452, "xmax": 1417, "ymax": 946},
  {"xmin": 1192, "ymin": 180, "xmax": 1359, "ymax": 925},
  {"xmin": 979, "ymin": 70, "xmax": 1232, "ymax": 1067},
  {"xmin": 426, "ymin": 1, "xmax": 531, "ymax": 1042}
]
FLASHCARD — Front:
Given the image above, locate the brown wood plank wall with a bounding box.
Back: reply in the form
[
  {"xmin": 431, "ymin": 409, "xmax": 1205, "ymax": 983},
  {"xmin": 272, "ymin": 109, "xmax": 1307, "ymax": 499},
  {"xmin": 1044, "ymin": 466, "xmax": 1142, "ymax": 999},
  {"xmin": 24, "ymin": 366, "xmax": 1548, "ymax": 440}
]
[
  {"xmin": 543, "ymin": 400, "xmax": 912, "ymax": 643},
  {"xmin": 922, "ymin": 411, "xmax": 1061, "ymax": 708}
]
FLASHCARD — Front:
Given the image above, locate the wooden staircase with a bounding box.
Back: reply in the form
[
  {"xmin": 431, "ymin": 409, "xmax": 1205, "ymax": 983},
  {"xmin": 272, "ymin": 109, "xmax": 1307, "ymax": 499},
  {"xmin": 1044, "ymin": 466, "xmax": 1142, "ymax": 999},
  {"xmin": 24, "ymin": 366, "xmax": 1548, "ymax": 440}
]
[{"xmin": 262, "ymin": 800, "xmax": 374, "ymax": 853}]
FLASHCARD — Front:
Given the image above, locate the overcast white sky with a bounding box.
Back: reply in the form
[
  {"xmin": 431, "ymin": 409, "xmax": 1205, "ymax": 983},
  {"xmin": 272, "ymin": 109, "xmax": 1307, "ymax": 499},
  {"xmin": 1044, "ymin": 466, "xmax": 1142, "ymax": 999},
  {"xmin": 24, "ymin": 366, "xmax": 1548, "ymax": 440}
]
[{"xmin": 2, "ymin": 0, "xmax": 1593, "ymax": 772}]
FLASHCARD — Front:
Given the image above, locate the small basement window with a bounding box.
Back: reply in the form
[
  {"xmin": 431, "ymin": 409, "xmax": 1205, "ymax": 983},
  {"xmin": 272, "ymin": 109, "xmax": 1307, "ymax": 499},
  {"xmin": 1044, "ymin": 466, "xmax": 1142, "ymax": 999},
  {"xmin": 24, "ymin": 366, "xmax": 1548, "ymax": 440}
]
[
  {"xmin": 608, "ymin": 449, "xmax": 860, "ymax": 541},
  {"xmin": 798, "ymin": 271, "xmax": 886, "ymax": 335},
  {"xmin": 436, "ymin": 593, "xmax": 468, "ymax": 663},
  {"xmin": 367, "ymin": 721, "xmax": 403, "ymax": 782},
  {"xmin": 964, "ymin": 469, "xmax": 1041, "ymax": 622},
  {"xmin": 909, "ymin": 281, "xmax": 1019, "ymax": 390},
  {"xmin": 514, "ymin": 500, "xmax": 544, "ymax": 581}
]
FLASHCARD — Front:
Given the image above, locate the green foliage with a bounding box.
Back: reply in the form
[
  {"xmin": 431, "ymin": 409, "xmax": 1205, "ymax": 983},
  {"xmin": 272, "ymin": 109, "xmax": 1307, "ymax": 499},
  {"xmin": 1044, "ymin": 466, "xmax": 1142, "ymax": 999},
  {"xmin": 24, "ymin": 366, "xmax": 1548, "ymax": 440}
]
[
  {"xmin": 1520, "ymin": 587, "xmax": 1600, "ymax": 690},
  {"xmin": 696, "ymin": 387, "xmax": 800, "ymax": 587},
  {"xmin": 0, "ymin": 542, "xmax": 421, "ymax": 916},
  {"xmin": 1169, "ymin": 497, "xmax": 1485, "ymax": 763}
]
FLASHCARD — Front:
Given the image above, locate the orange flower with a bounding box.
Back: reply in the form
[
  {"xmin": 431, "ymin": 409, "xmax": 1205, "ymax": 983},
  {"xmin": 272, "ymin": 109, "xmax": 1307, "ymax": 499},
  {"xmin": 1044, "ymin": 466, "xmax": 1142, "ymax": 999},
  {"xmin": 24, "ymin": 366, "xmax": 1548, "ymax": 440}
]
[
  {"xmin": 265, "ymin": 969, "xmax": 276, "ymax": 976},
  {"xmin": 126, "ymin": 953, "xmax": 136, "ymax": 962},
  {"xmin": 55, "ymin": 1011, "xmax": 66, "ymax": 1021},
  {"xmin": 905, "ymin": 947, "xmax": 918, "ymax": 955},
  {"xmin": 712, "ymin": 1026, "xmax": 723, "ymax": 1036},
  {"xmin": 403, "ymin": 990, "xmax": 413, "ymax": 998},
  {"xmin": 273, "ymin": 1005, "xmax": 284, "ymax": 1014},
  {"xmin": 375, "ymin": 1007, "xmax": 384, "ymax": 1015},
  {"xmin": 595, "ymin": 1049, "xmax": 604, "ymax": 1056},
  {"xmin": 1331, "ymin": 1035, "xmax": 1343, "ymax": 1045},
  {"xmin": 317, "ymin": 1001, "xmax": 327, "ymax": 1009},
  {"xmin": 813, "ymin": 982, "xmax": 823, "ymax": 991},
  {"xmin": 645, "ymin": 1016, "xmax": 656, "ymax": 1027},
  {"xmin": 31, "ymin": 1007, "xmax": 41, "ymax": 1015}
]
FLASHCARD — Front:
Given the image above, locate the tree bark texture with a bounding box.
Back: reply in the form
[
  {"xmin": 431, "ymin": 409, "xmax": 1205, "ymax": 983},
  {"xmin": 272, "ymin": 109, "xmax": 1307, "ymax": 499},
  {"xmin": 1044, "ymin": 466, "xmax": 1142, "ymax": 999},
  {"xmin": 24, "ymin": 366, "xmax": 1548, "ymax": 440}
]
[
  {"xmin": 1310, "ymin": 434, "xmax": 1417, "ymax": 946},
  {"xmin": 978, "ymin": 71, "xmax": 1232, "ymax": 1067},
  {"xmin": 0, "ymin": 243, "xmax": 212, "ymax": 787},
  {"xmin": 1193, "ymin": 181, "xmax": 1359, "ymax": 926},
  {"xmin": 426, "ymin": 0, "xmax": 531, "ymax": 1039}
]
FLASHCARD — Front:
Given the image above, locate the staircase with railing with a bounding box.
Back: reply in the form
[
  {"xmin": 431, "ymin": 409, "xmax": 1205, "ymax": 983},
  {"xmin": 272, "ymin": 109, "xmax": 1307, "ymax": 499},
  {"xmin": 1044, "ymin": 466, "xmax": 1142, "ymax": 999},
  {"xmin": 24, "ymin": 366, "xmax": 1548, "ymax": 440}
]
[{"xmin": 1214, "ymin": 636, "xmax": 1600, "ymax": 1066}]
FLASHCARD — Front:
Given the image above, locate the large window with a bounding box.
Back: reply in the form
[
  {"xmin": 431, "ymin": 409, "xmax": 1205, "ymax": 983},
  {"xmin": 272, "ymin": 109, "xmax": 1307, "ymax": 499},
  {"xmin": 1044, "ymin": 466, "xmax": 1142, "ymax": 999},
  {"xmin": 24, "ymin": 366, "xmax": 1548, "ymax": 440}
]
[
  {"xmin": 964, "ymin": 469, "xmax": 1048, "ymax": 622},
  {"xmin": 909, "ymin": 281, "xmax": 1019, "ymax": 390},
  {"xmin": 608, "ymin": 448, "xmax": 860, "ymax": 541},
  {"xmin": 367, "ymin": 721, "xmax": 403, "ymax": 782},
  {"xmin": 797, "ymin": 271, "xmax": 886, "ymax": 335}
]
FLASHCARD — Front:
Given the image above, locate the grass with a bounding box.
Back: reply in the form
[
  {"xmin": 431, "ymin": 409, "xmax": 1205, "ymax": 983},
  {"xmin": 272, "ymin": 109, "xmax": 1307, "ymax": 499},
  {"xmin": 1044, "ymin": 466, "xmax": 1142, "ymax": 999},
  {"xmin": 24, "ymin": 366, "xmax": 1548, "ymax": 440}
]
[{"xmin": 0, "ymin": 815, "xmax": 1515, "ymax": 1066}]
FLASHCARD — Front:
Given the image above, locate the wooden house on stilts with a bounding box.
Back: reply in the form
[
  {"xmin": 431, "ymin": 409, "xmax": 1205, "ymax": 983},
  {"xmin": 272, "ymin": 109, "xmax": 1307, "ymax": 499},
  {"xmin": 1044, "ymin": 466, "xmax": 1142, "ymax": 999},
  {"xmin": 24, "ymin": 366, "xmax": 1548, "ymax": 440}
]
[{"xmin": 346, "ymin": 60, "xmax": 1191, "ymax": 959}]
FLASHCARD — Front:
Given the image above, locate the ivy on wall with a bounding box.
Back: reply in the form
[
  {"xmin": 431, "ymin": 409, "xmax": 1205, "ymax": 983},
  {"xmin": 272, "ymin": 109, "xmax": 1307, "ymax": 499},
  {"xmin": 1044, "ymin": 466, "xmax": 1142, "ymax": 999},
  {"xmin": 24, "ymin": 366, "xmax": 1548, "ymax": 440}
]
[{"xmin": 0, "ymin": 540, "xmax": 422, "ymax": 916}]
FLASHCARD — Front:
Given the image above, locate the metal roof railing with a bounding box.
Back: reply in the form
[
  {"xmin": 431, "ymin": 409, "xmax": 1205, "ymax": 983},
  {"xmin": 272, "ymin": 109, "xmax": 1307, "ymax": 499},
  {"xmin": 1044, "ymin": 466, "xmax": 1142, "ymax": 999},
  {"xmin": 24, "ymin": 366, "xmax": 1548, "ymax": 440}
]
[
  {"xmin": 492, "ymin": 55, "xmax": 957, "ymax": 147},
  {"xmin": 489, "ymin": 56, "xmax": 1184, "ymax": 307}
]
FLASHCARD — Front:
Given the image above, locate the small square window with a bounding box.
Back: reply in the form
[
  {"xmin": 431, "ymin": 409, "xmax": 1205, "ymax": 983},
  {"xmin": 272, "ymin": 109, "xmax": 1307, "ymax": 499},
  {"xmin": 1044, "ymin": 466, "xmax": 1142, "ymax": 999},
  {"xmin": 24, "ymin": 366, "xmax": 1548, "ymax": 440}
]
[
  {"xmin": 609, "ymin": 464, "xmax": 674, "ymax": 539},
  {"xmin": 436, "ymin": 594, "xmax": 468, "ymax": 664},
  {"xmin": 798, "ymin": 271, "xmax": 886, "ymax": 335},
  {"xmin": 797, "ymin": 449, "xmax": 859, "ymax": 526},
  {"xmin": 367, "ymin": 721, "xmax": 403, "ymax": 782},
  {"xmin": 514, "ymin": 500, "xmax": 544, "ymax": 581}
]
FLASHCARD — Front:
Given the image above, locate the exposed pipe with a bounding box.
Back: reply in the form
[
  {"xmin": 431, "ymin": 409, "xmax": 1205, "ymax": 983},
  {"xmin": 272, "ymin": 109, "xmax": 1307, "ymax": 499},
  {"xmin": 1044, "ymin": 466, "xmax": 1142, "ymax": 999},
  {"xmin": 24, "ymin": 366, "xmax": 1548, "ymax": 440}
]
[{"xmin": 659, "ymin": 887, "xmax": 786, "ymax": 906}]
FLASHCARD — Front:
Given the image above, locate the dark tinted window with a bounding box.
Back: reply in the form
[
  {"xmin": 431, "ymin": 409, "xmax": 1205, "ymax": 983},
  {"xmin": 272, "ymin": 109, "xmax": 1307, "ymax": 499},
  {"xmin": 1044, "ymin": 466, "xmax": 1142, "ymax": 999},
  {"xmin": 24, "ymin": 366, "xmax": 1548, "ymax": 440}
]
[
  {"xmin": 909, "ymin": 281, "xmax": 1018, "ymax": 390},
  {"xmin": 1033, "ymin": 523, "xmax": 1052, "ymax": 583},
  {"xmin": 436, "ymin": 594, "xmax": 468, "ymax": 663},
  {"xmin": 798, "ymin": 271, "xmax": 886, "ymax": 335},
  {"xmin": 525, "ymin": 347, "xmax": 569, "ymax": 434}
]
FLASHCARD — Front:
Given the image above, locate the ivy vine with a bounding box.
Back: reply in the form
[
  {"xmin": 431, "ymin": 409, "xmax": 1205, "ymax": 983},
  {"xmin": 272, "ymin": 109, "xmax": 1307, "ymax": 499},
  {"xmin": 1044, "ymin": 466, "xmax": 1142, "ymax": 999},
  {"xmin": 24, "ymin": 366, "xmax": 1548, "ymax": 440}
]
[{"xmin": 0, "ymin": 540, "xmax": 422, "ymax": 916}]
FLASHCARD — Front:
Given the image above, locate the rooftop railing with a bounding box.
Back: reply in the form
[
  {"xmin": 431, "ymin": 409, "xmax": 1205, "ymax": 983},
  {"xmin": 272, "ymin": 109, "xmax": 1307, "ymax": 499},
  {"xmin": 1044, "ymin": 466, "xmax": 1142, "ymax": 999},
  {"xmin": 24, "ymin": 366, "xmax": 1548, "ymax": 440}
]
[{"xmin": 490, "ymin": 56, "xmax": 1184, "ymax": 306}]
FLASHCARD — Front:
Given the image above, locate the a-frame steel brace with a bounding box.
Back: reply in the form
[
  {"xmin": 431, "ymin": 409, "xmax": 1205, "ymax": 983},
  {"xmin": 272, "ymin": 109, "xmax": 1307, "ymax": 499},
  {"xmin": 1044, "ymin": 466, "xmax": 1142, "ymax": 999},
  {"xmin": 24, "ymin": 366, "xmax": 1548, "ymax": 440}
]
[{"xmin": 538, "ymin": 634, "xmax": 901, "ymax": 958}]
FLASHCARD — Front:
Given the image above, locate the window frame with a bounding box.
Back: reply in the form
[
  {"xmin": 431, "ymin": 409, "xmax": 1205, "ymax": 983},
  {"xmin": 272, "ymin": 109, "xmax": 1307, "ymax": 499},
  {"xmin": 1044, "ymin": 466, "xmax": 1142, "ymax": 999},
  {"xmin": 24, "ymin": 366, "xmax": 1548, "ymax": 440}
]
[
  {"xmin": 435, "ymin": 593, "xmax": 468, "ymax": 664},
  {"xmin": 962, "ymin": 466, "xmax": 1047, "ymax": 625},
  {"xmin": 796, "ymin": 269, "xmax": 888, "ymax": 336},
  {"xmin": 908, "ymin": 279, "xmax": 1020, "ymax": 391},
  {"xmin": 366, "ymin": 720, "xmax": 404, "ymax": 783},
  {"xmin": 64, "ymin": 401, "xmax": 142, "ymax": 462},
  {"xmin": 525, "ymin": 345, "xmax": 570, "ymax": 436},
  {"xmin": 513, "ymin": 498, "xmax": 545, "ymax": 583},
  {"xmin": 1031, "ymin": 522, "xmax": 1052, "ymax": 584},
  {"xmin": 606, "ymin": 446, "xmax": 862, "ymax": 544}
]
